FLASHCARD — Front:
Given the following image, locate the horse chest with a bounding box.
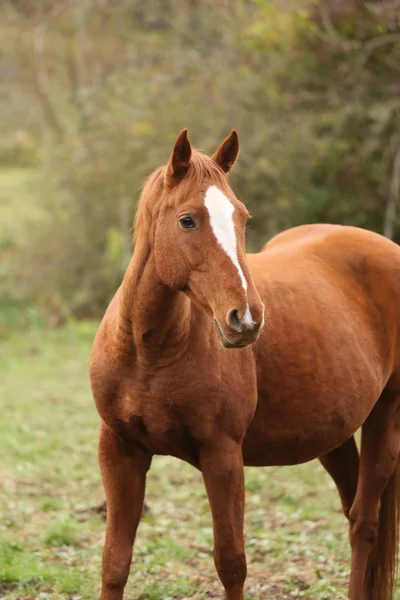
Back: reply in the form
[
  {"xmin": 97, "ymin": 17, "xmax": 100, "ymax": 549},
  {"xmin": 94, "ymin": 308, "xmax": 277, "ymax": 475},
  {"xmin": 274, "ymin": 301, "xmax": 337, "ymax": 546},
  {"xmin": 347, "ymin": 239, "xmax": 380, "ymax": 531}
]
[
  {"xmin": 113, "ymin": 409, "xmax": 201, "ymax": 465},
  {"xmin": 110, "ymin": 381, "xmax": 215, "ymax": 460},
  {"xmin": 111, "ymin": 360, "xmax": 256, "ymax": 460}
]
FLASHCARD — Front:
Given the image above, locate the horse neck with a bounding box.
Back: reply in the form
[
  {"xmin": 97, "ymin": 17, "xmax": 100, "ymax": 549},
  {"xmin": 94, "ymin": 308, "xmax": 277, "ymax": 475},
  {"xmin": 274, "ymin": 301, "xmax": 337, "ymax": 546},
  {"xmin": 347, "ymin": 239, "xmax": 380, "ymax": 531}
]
[{"xmin": 119, "ymin": 239, "xmax": 191, "ymax": 367}]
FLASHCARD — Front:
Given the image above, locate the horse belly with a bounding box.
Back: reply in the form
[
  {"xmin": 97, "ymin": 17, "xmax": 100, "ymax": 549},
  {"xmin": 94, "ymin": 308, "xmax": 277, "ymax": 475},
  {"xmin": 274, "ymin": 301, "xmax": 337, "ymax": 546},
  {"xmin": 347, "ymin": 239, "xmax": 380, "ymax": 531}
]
[
  {"xmin": 242, "ymin": 404, "xmax": 357, "ymax": 466},
  {"xmin": 242, "ymin": 370, "xmax": 382, "ymax": 467},
  {"xmin": 242, "ymin": 290, "xmax": 388, "ymax": 466}
]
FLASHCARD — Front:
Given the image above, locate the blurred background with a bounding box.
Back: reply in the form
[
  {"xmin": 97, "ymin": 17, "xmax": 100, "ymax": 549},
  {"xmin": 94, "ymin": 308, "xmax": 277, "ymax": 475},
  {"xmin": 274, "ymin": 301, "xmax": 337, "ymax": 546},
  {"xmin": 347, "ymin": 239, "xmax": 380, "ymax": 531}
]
[
  {"xmin": 1, "ymin": 1, "xmax": 400, "ymax": 599},
  {"xmin": 1, "ymin": 0, "xmax": 399, "ymax": 330}
]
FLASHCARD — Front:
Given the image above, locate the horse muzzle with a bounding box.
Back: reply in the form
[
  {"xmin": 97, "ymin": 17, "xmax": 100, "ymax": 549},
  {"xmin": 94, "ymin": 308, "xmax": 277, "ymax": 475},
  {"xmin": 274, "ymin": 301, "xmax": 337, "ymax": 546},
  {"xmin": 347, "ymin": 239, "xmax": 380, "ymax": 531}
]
[{"xmin": 214, "ymin": 317, "xmax": 263, "ymax": 349}]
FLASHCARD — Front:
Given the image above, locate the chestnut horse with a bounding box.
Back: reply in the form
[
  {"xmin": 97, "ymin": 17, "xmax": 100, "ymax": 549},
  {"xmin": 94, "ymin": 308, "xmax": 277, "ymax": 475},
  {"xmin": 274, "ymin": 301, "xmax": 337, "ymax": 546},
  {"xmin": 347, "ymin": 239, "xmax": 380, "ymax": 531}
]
[{"xmin": 90, "ymin": 130, "xmax": 400, "ymax": 600}]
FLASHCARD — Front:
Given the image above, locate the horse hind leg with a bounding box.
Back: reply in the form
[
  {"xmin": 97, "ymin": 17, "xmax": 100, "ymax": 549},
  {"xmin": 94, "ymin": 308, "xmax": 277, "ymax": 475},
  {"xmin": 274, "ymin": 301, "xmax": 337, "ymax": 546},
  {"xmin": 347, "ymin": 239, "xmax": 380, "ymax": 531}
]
[
  {"xmin": 348, "ymin": 391, "xmax": 400, "ymax": 600},
  {"xmin": 319, "ymin": 435, "xmax": 359, "ymax": 520}
]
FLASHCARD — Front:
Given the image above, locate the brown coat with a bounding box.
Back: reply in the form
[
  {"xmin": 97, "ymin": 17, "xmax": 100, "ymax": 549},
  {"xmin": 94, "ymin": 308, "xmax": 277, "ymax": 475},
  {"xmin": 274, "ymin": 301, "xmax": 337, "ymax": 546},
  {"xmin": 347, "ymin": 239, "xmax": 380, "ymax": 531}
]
[{"xmin": 90, "ymin": 131, "xmax": 400, "ymax": 600}]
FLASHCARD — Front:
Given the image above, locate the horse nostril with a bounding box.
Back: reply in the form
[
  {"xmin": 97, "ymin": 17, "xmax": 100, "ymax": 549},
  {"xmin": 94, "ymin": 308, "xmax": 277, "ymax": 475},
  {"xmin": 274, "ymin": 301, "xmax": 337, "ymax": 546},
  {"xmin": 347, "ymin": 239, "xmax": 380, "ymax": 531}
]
[{"xmin": 227, "ymin": 309, "xmax": 242, "ymax": 332}]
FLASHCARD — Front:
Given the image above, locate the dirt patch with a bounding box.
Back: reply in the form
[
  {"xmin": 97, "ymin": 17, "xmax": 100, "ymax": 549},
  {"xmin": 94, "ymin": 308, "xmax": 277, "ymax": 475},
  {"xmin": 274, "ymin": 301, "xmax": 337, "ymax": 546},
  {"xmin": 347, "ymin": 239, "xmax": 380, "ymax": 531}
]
[{"xmin": 0, "ymin": 582, "xmax": 17, "ymax": 595}]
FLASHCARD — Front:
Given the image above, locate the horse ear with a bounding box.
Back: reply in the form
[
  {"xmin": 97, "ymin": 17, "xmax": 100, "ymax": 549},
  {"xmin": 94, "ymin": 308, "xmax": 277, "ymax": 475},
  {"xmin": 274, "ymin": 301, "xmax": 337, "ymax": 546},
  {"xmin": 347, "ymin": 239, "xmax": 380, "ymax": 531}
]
[
  {"xmin": 211, "ymin": 130, "xmax": 240, "ymax": 173},
  {"xmin": 166, "ymin": 129, "xmax": 192, "ymax": 184}
]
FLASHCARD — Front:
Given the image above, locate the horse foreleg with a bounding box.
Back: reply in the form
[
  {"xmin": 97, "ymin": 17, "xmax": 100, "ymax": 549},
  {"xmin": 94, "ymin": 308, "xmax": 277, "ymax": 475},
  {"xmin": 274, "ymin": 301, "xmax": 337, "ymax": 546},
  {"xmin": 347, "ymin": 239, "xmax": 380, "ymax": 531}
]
[
  {"xmin": 348, "ymin": 393, "xmax": 400, "ymax": 600},
  {"xmin": 319, "ymin": 436, "xmax": 359, "ymax": 519},
  {"xmin": 98, "ymin": 422, "xmax": 152, "ymax": 600},
  {"xmin": 200, "ymin": 439, "xmax": 247, "ymax": 600}
]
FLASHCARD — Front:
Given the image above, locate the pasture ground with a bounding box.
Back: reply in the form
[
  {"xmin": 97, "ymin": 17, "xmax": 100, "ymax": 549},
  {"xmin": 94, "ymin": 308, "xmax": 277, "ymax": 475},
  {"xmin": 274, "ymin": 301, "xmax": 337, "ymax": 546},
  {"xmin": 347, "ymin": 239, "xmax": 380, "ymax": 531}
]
[{"xmin": 1, "ymin": 321, "xmax": 398, "ymax": 599}]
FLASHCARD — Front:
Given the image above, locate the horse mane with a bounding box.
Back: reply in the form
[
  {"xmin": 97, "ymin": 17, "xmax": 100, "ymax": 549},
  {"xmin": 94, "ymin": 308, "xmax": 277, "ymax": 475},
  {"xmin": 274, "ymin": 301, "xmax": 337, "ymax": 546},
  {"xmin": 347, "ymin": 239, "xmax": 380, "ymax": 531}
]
[
  {"xmin": 132, "ymin": 149, "xmax": 227, "ymax": 247},
  {"xmin": 132, "ymin": 167, "xmax": 164, "ymax": 246}
]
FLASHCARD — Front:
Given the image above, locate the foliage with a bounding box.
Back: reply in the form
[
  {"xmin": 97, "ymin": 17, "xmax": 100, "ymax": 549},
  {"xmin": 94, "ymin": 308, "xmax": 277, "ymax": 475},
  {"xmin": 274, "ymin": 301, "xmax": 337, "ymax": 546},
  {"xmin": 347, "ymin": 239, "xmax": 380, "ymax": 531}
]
[{"xmin": 1, "ymin": 0, "xmax": 399, "ymax": 318}]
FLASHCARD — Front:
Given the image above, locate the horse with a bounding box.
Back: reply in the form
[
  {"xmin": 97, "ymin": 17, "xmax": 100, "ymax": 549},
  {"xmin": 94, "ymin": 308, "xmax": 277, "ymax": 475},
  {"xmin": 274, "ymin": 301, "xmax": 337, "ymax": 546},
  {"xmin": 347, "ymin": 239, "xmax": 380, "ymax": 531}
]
[{"xmin": 89, "ymin": 129, "xmax": 400, "ymax": 600}]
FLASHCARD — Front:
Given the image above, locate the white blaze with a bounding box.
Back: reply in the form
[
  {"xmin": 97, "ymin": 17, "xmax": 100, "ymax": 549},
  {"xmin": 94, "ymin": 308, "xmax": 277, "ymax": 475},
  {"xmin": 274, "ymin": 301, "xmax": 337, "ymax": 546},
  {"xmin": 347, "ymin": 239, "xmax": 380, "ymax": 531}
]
[{"xmin": 204, "ymin": 185, "xmax": 254, "ymax": 325}]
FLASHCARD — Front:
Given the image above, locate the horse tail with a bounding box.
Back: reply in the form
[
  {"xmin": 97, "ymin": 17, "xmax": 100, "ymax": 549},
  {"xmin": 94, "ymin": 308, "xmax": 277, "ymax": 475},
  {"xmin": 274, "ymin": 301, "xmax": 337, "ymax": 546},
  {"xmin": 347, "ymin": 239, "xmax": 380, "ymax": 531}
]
[{"xmin": 365, "ymin": 457, "xmax": 400, "ymax": 600}]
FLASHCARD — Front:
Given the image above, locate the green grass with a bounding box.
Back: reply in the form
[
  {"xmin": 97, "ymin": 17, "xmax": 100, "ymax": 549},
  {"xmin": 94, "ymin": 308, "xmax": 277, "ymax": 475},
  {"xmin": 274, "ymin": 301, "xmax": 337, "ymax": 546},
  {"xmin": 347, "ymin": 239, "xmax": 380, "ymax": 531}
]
[{"xmin": 0, "ymin": 321, "xmax": 398, "ymax": 599}]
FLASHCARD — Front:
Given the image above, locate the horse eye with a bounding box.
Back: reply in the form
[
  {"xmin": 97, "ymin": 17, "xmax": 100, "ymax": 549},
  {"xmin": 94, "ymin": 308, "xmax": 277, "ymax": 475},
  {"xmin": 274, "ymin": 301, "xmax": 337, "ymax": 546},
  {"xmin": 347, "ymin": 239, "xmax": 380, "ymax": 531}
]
[{"xmin": 179, "ymin": 215, "xmax": 196, "ymax": 229}]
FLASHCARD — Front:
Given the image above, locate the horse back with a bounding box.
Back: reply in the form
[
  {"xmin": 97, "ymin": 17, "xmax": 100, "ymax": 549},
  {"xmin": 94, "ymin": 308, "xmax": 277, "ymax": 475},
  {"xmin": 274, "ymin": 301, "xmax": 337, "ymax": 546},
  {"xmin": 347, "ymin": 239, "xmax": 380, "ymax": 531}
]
[{"xmin": 254, "ymin": 225, "xmax": 400, "ymax": 382}]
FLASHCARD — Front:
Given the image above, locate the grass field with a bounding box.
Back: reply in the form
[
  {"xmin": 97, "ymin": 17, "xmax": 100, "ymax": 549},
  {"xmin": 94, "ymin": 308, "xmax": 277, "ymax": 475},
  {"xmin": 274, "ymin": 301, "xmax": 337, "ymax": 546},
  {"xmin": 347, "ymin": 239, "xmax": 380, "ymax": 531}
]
[{"xmin": 1, "ymin": 321, "xmax": 398, "ymax": 600}]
